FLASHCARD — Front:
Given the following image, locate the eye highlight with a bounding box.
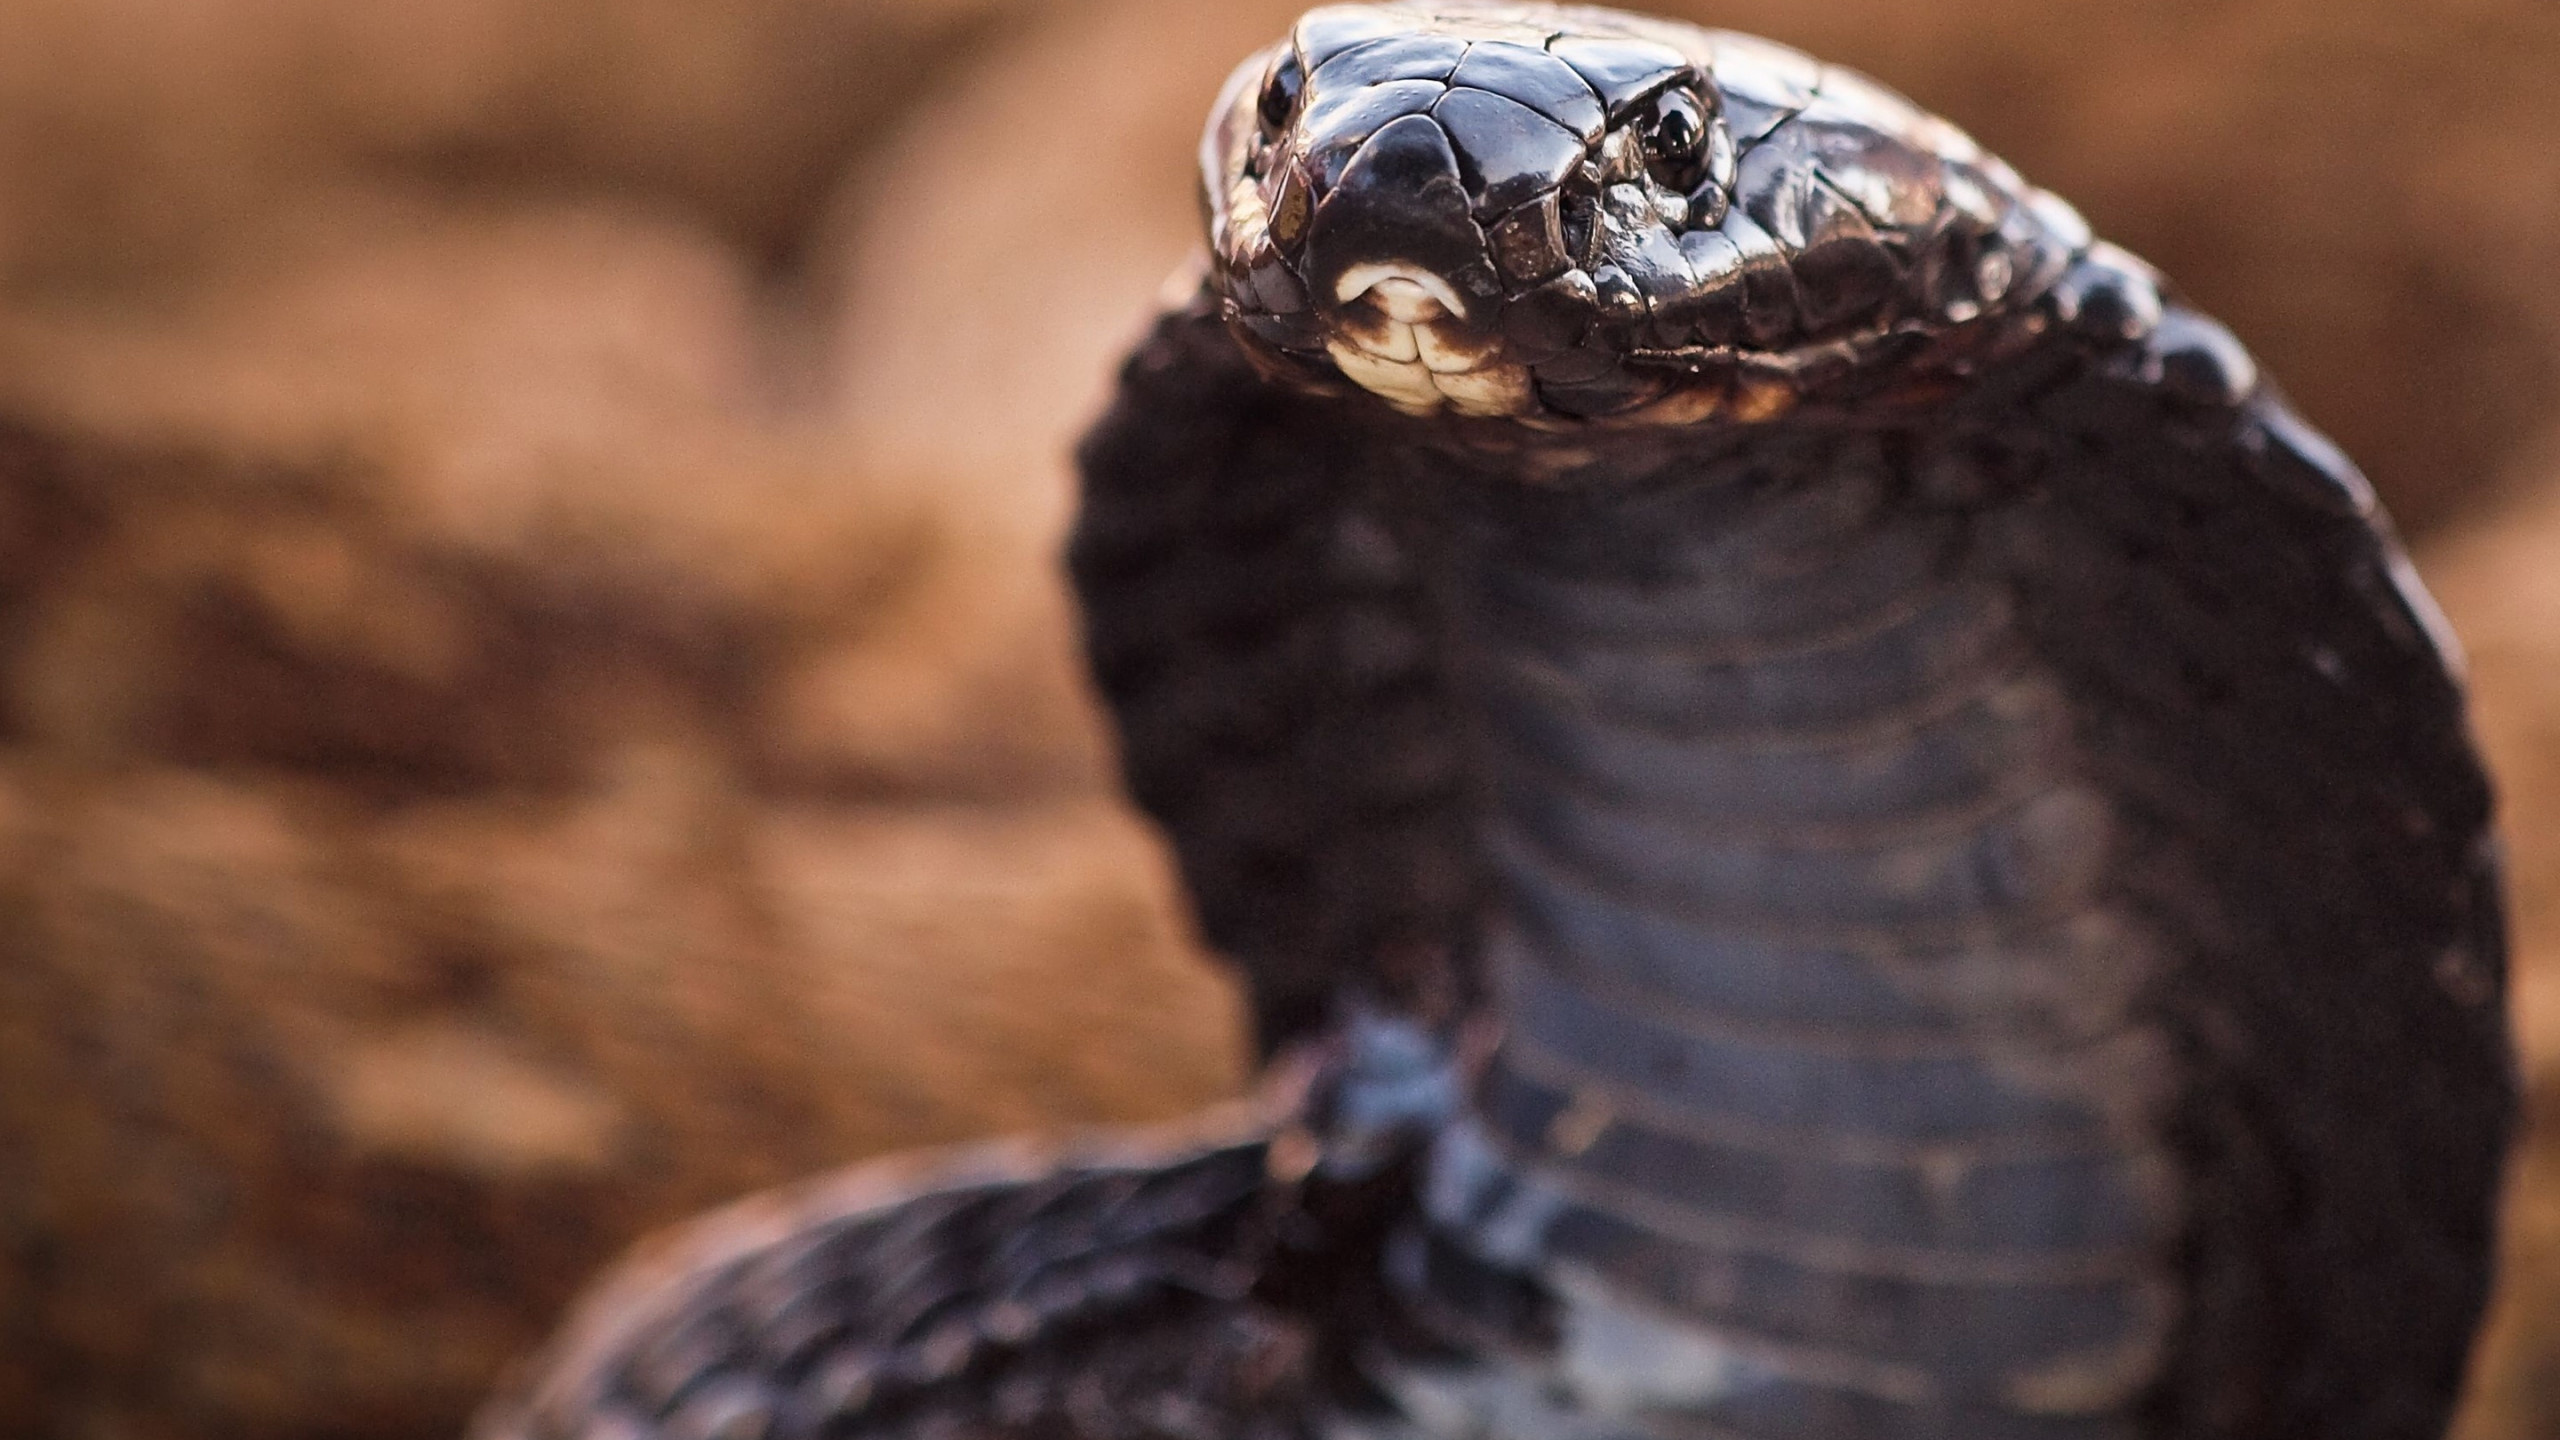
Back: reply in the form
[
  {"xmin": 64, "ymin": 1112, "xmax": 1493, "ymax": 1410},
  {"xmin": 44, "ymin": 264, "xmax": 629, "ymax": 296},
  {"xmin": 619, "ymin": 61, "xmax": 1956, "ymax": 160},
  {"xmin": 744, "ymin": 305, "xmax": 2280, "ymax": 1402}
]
[
  {"xmin": 1259, "ymin": 52, "xmax": 1306, "ymax": 137},
  {"xmin": 1635, "ymin": 87, "xmax": 1710, "ymax": 193}
]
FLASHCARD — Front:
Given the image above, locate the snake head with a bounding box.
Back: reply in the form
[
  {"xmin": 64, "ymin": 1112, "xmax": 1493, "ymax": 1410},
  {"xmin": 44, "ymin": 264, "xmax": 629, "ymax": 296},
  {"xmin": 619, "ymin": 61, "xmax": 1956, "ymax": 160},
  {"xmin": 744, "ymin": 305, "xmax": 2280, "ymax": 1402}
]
[{"xmin": 1204, "ymin": 2, "xmax": 2097, "ymax": 424}]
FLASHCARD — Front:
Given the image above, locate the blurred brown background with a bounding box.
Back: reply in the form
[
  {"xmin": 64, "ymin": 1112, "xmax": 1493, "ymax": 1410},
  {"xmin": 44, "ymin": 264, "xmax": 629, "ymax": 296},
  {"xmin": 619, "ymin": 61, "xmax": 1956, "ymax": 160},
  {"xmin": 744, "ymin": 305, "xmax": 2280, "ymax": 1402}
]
[{"xmin": 0, "ymin": 2, "xmax": 2554, "ymax": 1437}]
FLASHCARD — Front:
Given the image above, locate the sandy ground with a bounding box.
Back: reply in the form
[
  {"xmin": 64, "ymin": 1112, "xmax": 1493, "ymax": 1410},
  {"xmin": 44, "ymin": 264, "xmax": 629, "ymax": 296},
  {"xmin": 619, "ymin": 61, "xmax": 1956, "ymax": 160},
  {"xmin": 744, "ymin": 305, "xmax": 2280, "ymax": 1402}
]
[{"xmin": 0, "ymin": 2, "xmax": 2554, "ymax": 1436}]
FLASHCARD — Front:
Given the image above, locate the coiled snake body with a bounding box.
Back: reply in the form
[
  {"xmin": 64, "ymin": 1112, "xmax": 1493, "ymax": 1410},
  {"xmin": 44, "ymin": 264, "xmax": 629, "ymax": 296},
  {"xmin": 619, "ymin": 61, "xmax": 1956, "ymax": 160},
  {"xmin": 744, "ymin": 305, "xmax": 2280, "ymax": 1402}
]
[{"xmin": 476, "ymin": 6, "xmax": 2515, "ymax": 1438}]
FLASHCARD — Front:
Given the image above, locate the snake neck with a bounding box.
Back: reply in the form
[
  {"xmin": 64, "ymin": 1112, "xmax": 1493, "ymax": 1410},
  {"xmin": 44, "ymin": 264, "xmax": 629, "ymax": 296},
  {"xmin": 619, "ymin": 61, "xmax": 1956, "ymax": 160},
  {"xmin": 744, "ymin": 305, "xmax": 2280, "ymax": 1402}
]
[{"xmin": 1335, "ymin": 419, "xmax": 2184, "ymax": 1438}]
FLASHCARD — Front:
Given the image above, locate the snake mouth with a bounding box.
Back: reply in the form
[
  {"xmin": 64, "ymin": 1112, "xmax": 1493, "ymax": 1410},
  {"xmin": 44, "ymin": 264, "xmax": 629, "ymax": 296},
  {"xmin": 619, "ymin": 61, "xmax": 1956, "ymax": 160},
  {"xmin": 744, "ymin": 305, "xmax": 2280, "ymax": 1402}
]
[{"xmin": 1326, "ymin": 264, "xmax": 1534, "ymax": 416}]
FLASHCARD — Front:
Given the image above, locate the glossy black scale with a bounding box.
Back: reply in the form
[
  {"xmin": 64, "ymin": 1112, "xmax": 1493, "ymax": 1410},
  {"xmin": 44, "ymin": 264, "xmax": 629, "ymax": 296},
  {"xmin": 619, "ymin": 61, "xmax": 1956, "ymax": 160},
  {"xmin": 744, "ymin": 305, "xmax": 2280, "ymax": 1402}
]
[
  {"xmin": 1435, "ymin": 87, "xmax": 1586, "ymax": 215},
  {"xmin": 1547, "ymin": 35, "xmax": 1692, "ymax": 115},
  {"xmin": 1449, "ymin": 43, "xmax": 1605, "ymax": 140},
  {"xmin": 475, "ymin": 8, "xmax": 2513, "ymax": 1440}
]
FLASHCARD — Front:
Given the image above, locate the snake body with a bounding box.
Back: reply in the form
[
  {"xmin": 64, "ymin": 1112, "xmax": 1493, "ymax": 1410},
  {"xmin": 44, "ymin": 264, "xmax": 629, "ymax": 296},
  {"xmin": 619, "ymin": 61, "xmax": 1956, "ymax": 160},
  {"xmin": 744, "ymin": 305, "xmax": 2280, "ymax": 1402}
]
[{"xmin": 475, "ymin": 6, "xmax": 2514, "ymax": 1439}]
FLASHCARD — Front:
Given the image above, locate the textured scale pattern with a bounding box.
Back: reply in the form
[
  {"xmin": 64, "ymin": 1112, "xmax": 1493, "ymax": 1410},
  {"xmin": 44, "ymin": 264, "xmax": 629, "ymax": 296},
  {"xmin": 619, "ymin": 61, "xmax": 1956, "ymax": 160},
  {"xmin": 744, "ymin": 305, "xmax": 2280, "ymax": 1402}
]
[
  {"xmin": 1408, "ymin": 424, "xmax": 2184, "ymax": 1440},
  {"xmin": 475, "ymin": 1112, "xmax": 1327, "ymax": 1440}
]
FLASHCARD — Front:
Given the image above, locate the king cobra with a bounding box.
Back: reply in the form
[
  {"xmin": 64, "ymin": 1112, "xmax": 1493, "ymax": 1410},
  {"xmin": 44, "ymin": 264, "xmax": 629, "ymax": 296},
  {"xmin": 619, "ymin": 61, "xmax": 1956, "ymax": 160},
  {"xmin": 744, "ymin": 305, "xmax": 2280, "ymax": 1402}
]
[{"xmin": 474, "ymin": 5, "xmax": 2516, "ymax": 1438}]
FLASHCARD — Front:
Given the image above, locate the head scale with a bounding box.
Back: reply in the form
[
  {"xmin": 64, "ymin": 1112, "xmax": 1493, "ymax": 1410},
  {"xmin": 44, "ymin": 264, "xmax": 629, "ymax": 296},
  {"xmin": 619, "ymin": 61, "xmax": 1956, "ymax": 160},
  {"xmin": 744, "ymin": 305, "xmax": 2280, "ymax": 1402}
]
[{"xmin": 1203, "ymin": 1, "xmax": 2092, "ymax": 426}]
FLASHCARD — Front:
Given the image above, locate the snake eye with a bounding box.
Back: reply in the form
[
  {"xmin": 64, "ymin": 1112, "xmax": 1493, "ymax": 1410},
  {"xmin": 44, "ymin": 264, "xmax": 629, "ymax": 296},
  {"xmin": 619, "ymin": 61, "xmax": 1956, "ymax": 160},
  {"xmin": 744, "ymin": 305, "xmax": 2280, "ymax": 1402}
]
[
  {"xmin": 1259, "ymin": 52, "xmax": 1305, "ymax": 137},
  {"xmin": 1636, "ymin": 88, "xmax": 1710, "ymax": 192}
]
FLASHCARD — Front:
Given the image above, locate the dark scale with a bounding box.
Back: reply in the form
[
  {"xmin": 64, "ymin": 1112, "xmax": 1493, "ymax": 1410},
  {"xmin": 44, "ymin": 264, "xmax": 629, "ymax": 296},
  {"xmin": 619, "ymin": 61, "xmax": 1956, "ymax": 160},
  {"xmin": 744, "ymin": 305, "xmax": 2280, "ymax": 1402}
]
[
  {"xmin": 476, "ymin": 7, "xmax": 2513, "ymax": 1440},
  {"xmin": 1390, "ymin": 429, "xmax": 2184, "ymax": 1439}
]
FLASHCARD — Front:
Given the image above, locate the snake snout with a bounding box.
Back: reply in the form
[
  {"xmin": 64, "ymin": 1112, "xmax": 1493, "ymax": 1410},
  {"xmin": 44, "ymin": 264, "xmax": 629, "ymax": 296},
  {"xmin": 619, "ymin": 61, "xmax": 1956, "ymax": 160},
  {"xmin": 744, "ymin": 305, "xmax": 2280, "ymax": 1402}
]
[
  {"xmin": 1289, "ymin": 114, "xmax": 1537, "ymax": 417},
  {"xmin": 1299, "ymin": 114, "xmax": 1503, "ymax": 314}
]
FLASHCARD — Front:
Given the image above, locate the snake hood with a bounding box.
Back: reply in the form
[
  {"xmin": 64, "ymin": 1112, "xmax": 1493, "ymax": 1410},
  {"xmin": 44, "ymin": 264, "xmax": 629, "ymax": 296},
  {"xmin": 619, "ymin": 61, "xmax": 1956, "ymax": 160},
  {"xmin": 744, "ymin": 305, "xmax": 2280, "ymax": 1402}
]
[{"xmin": 1204, "ymin": 1, "xmax": 2098, "ymax": 425}]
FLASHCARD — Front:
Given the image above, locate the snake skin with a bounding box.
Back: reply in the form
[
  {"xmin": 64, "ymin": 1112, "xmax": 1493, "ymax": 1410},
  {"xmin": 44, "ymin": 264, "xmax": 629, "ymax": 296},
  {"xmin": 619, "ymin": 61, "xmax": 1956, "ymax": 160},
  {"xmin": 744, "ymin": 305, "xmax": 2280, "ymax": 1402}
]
[
  {"xmin": 477, "ymin": 6, "xmax": 2514, "ymax": 1439},
  {"xmin": 471, "ymin": 1102, "xmax": 1331, "ymax": 1440}
]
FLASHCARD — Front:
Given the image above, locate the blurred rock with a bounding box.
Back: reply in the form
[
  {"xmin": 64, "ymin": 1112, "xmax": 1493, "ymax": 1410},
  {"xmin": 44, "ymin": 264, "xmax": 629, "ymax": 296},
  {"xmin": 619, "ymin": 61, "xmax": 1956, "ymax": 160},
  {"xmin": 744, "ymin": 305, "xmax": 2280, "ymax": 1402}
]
[
  {"xmin": 0, "ymin": 196, "xmax": 1115, "ymax": 800},
  {"xmin": 0, "ymin": 189, "xmax": 1243, "ymax": 1440},
  {"xmin": 0, "ymin": 759, "xmax": 1237, "ymax": 1437},
  {"xmin": 0, "ymin": 0, "xmax": 1035, "ymax": 286}
]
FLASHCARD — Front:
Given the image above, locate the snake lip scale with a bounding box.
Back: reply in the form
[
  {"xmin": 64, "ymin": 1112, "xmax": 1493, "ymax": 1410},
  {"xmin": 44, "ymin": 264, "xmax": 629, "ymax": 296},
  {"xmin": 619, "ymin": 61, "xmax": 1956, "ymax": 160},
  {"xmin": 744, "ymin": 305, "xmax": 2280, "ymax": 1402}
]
[{"xmin": 472, "ymin": 7, "xmax": 2517, "ymax": 1440}]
